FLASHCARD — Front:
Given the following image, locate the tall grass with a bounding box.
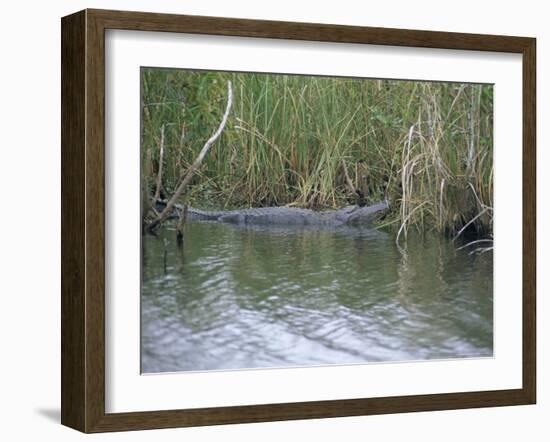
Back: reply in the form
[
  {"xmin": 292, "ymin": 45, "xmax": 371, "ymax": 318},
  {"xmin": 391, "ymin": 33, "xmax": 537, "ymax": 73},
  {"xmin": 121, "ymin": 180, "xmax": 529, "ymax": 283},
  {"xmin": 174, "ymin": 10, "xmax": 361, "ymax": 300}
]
[{"xmin": 141, "ymin": 68, "xmax": 493, "ymax": 238}]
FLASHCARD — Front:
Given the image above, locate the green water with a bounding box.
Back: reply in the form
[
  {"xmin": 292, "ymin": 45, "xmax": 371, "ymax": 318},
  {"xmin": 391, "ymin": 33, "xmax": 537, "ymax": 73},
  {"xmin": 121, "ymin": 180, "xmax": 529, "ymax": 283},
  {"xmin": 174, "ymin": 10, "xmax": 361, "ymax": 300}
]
[{"xmin": 141, "ymin": 222, "xmax": 493, "ymax": 373}]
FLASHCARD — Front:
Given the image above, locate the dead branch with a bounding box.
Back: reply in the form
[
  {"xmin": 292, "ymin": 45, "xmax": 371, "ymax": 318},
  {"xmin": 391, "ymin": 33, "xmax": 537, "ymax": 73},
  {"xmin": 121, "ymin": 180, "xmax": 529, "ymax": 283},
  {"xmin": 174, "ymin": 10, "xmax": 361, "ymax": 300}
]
[{"xmin": 146, "ymin": 80, "xmax": 233, "ymax": 232}]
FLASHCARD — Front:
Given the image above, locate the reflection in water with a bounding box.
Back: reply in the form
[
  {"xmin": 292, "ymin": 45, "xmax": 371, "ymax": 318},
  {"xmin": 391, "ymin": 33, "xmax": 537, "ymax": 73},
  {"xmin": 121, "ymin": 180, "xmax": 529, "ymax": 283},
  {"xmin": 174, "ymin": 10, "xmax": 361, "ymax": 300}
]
[{"xmin": 141, "ymin": 222, "xmax": 493, "ymax": 373}]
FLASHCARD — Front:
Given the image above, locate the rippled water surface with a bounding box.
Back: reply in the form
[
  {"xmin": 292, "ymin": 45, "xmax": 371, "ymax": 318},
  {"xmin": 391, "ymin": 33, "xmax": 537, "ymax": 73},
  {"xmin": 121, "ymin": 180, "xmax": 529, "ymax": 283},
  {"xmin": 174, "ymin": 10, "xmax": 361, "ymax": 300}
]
[{"xmin": 141, "ymin": 222, "xmax": 493, "ymax": 373}]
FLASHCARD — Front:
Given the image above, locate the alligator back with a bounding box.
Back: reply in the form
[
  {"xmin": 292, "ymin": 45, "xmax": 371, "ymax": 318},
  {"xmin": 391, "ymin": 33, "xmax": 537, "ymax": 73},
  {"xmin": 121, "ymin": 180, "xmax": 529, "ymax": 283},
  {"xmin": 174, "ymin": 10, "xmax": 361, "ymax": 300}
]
[{"xmin": 184, "ymin": 202, "xmax": 389, "ymax": 226}]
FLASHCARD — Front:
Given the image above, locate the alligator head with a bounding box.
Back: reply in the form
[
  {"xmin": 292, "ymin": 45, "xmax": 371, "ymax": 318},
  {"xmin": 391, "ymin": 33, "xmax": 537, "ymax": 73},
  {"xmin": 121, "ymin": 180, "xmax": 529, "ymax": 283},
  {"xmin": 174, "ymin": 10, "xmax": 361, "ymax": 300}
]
[{"xmin": 343, "ymin": 201, "xmax": 389, "ymax": 226}]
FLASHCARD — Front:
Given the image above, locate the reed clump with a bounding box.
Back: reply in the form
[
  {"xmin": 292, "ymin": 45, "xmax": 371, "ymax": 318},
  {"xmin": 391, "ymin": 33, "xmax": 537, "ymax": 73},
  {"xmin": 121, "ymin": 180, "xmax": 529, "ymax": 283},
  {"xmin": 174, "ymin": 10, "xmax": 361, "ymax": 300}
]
[{"xmin": 141, "ymin": 68, "xmax": 493, "ymax": 239}]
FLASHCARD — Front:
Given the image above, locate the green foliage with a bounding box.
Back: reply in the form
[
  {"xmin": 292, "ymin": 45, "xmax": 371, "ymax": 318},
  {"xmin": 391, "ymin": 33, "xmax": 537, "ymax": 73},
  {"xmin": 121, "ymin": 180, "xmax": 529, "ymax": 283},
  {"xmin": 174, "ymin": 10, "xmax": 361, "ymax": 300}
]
[{"xmin": 141, "ymin": 68, "xmax": 493, "ymax": 237}]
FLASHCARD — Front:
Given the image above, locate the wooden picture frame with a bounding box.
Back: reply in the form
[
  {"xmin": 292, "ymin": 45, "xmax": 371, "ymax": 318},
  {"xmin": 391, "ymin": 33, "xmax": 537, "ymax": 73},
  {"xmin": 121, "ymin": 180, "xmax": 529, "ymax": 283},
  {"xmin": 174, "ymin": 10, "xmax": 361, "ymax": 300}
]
[{"xmin": 61, "ymin": 8, "xmax": 536, "ymax": 433}]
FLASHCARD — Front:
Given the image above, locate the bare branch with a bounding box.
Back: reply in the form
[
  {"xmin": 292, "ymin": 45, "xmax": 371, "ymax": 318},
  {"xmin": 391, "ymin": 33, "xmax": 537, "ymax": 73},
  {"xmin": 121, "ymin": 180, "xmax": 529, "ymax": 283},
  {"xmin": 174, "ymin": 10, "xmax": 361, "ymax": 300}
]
[{"xmin": 147, "ymin": 80, "xmax": 233, "ymax": 232}]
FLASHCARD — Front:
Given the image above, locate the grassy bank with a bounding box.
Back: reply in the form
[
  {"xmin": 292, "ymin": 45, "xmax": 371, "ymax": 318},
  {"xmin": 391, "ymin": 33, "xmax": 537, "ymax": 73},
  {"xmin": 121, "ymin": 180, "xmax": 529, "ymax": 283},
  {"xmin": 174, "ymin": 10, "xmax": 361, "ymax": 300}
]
[{"xmin": 141, "ymin": 68, "xmax": 493, "ymax": 239}]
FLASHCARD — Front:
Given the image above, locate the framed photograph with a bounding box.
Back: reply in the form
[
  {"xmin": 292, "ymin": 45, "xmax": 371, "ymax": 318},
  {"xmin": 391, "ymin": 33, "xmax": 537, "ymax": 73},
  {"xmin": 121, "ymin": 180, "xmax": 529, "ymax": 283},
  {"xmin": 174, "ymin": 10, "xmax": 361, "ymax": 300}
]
[{"xmin": 61, "ymin": 9, "xmax": 536, "ymax": 433}]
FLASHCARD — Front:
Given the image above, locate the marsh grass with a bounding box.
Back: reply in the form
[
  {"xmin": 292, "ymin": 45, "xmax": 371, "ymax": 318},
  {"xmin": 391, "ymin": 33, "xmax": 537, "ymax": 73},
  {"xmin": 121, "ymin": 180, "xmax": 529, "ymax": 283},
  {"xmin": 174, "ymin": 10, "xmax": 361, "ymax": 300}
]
[{"xmin": 141, "ymin": 68, "xmax": 493, "ymax": 238}]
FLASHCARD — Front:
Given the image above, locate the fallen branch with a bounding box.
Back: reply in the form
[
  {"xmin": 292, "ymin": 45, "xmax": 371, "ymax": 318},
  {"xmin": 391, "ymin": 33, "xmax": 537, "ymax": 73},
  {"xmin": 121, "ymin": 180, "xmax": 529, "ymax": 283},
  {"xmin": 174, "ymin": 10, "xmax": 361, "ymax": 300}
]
[{"xmin": 146, "ymin": 80, "xmax": 233, "ymax": 232}]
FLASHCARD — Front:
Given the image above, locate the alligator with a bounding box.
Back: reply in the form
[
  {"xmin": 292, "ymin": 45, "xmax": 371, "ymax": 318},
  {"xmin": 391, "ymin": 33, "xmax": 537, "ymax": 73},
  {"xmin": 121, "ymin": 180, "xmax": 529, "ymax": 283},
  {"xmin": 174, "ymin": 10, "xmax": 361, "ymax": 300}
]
[{"xmin": 157, "ymin": 201, "xmax": 389, "ymax": 227}]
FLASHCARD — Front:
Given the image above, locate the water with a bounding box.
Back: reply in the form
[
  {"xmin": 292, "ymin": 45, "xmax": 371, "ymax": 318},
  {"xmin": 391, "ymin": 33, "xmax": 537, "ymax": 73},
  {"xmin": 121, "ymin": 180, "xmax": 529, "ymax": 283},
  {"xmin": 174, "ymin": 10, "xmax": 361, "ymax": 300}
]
[{"xmin": 141, "ymin": 221, "xmax": 493, "ymax": 373}]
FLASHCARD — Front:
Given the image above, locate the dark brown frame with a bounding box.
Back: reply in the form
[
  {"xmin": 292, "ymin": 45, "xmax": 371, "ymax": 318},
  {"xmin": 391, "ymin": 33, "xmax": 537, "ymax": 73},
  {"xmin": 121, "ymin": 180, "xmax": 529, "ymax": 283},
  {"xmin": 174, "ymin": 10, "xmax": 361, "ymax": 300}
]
[{"xmin": 61, "ymin": 8, "xmax": 536, "ymax": 433}]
